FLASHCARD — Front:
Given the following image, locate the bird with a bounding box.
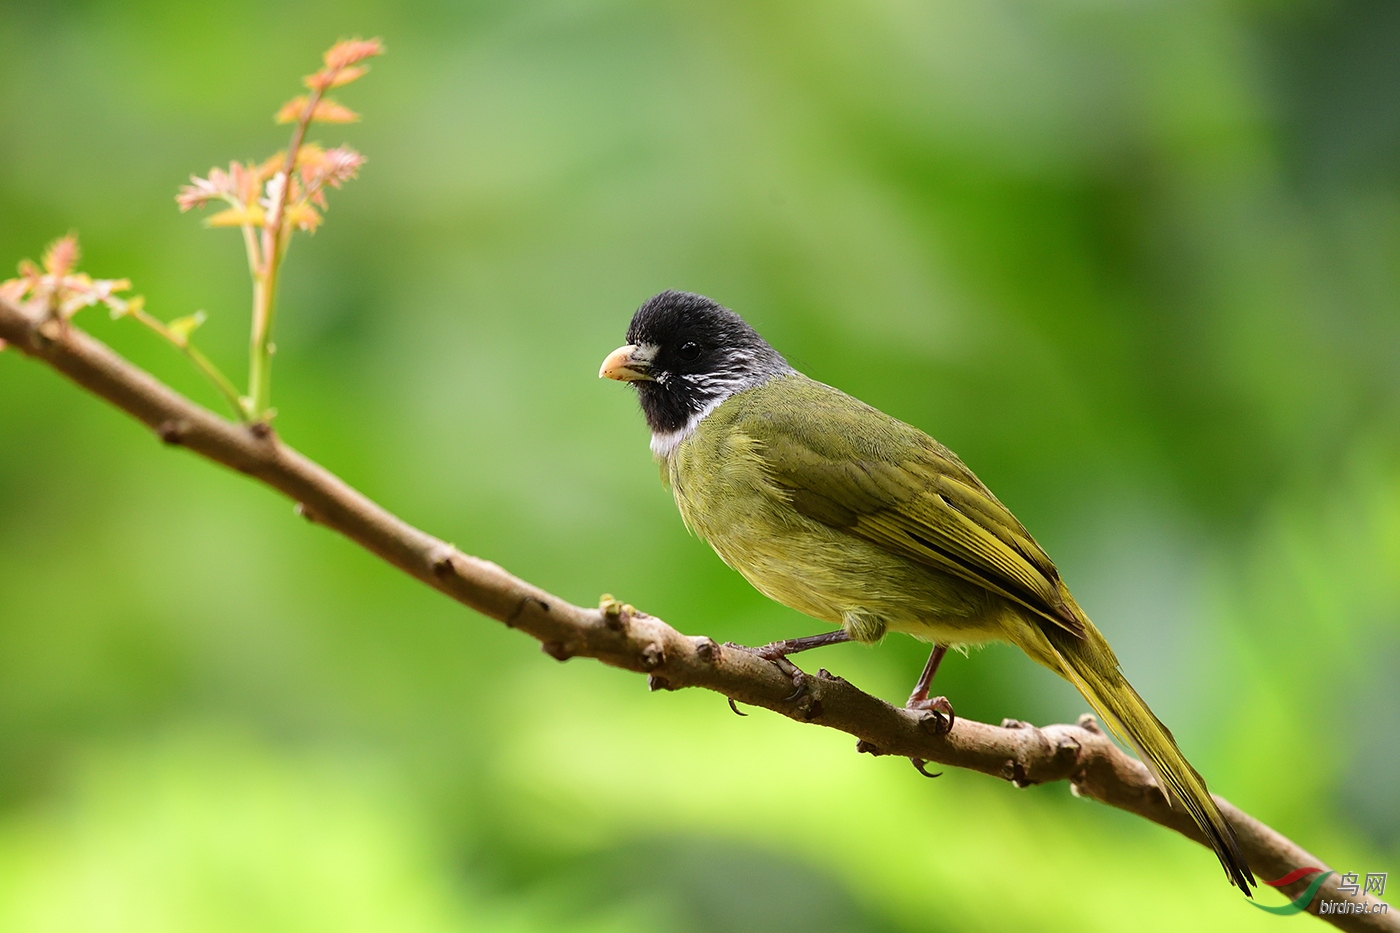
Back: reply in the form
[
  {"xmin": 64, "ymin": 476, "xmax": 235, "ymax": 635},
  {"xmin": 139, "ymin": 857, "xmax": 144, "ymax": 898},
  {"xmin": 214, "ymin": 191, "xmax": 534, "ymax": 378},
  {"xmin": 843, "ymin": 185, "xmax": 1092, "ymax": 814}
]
[{"xmin": 599, "ymin": 289, "xmax": 1255, "ymax": 894}]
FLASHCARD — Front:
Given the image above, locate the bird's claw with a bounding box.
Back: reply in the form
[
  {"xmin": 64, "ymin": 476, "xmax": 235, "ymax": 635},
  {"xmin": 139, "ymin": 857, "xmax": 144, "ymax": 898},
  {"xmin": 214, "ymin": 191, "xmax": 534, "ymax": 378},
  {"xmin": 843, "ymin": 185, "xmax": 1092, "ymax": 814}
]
[
  {"xmin": 907, "ymin": 695, "xmax": 956, "ymax": 734},
  {"xmin": 753, "ymin": 641, "xmax": 790, "ymax": 662},
  {"xmin": 775, "ymin": 659, "xmax": 807, "ymax": 701},
  {"xmin": 746, "ymin": 644, "xmax": 808, "ymax": 702},
  {"xmin": 727, "ymin": 697, "xmax": 748, "ymax": 716},
  {"xmin": 910, "ymin": 758, "xmax": 943, "ymax": 778}
]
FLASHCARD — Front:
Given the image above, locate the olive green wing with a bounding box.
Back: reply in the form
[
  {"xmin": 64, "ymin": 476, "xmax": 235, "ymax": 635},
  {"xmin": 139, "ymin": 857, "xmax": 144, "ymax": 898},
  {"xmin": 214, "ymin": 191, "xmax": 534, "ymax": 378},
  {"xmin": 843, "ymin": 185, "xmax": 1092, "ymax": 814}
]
[{"xmin": 739, "ymin": 380, "xmax": 1084, "ymax": 637}]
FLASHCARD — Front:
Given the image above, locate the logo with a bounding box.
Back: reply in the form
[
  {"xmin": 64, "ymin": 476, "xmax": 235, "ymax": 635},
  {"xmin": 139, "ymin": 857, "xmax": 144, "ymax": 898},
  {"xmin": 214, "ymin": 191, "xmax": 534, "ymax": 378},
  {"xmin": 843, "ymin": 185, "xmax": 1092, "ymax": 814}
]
[{"xmin": 1251, "ymin": 868, "xmax": 1389, "ymax": 917}]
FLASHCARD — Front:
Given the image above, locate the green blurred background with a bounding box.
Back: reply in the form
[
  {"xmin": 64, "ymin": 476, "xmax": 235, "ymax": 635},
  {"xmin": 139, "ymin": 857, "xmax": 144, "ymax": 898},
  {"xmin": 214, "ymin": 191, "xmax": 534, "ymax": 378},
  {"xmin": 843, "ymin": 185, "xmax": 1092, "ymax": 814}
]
[{"xmin": 1, "ymin": 1, "xmax": 1397, "ymax": 930}]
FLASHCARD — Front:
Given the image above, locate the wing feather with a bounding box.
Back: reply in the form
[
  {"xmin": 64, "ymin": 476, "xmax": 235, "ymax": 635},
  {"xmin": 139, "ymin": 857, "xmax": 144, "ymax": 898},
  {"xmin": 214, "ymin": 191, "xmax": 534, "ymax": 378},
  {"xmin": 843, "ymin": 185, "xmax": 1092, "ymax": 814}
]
[{"xmin": 744, "ymin": 385, "xmax": 1084, "ymax": 637}]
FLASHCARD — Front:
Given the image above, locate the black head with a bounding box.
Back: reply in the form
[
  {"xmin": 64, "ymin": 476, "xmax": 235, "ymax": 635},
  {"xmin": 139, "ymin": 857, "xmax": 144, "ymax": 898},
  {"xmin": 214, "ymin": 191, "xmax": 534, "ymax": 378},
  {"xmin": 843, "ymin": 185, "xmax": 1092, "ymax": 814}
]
[{"xmin": 600, "ymin": 291, "xmax": 792, "ymax": 436}]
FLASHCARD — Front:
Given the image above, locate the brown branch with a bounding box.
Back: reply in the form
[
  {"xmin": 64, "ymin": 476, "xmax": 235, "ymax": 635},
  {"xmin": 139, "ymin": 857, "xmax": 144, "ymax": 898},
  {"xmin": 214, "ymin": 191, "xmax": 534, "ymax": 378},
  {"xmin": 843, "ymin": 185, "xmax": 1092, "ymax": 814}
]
[{"xmin": 1, "ymin": 295, "xmax": 1392, "ymax": 932}]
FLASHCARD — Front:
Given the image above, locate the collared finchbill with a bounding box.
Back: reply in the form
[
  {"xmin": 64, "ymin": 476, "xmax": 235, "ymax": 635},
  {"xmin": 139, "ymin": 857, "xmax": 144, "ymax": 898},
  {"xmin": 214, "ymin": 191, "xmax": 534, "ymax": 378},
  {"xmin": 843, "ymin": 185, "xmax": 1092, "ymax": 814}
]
[
  {"xmin": 598, "ymin": 291, "xmax": 1258, "ymax": 894},
  {"xmin": 599, "ymin": 344, "xmax": 656, "ymax": 382}
]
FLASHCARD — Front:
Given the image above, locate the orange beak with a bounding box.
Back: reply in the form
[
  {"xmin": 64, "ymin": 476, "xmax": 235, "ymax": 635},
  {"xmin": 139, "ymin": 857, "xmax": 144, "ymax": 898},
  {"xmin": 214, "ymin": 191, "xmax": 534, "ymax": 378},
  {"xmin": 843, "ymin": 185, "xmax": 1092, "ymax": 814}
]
[{"xmin": 599, "ymin": 344, "xmax": 655, "ymax": 382}]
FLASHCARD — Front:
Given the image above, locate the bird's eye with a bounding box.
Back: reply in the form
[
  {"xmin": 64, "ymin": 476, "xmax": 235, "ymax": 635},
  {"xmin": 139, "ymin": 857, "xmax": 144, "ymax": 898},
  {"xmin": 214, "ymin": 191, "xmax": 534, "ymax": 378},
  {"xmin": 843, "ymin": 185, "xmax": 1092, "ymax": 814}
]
[{"xmin": 676, "ymin": 341, "xmax": 701, "ymax": 362}]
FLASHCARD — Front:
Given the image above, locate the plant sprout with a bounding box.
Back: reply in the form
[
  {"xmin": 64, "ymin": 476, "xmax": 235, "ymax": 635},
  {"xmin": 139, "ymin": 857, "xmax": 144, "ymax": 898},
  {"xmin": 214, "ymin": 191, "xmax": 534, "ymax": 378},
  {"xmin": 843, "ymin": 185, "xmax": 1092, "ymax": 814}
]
[
  {"xmin": 176, "ymin": 37, "xmax": 382, "ymax": 423},
  {"xmin": 2, "ymin": 38, "xmax": 383, "ymax": 424}
]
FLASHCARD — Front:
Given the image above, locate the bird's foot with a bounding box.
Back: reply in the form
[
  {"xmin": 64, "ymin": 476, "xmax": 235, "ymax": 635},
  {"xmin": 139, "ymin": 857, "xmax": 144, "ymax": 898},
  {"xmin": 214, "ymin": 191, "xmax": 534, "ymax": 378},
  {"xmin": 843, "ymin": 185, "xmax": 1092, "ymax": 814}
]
[
  {"xmin": 746, "ymin": 643, "xmax": 807, "ymax": 701},
  {"xmin": 907, "ymin": 694, "xmax": 956, "ymax": 734},
  {"xmin": 725, "ymin": 631, "xmax": 851, "ymax": 703},
  {"xmin": 769, "ymin": 657, "xmax": 808, "ymax": 702}
]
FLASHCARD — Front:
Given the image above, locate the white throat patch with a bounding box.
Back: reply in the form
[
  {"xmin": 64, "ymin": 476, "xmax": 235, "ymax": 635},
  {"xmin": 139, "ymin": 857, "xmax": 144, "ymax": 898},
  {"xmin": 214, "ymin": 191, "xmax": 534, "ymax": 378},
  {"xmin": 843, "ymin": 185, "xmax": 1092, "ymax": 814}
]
[{"xmin": 649, "ymin": 394, "xmax": 727, "ymax": 461}]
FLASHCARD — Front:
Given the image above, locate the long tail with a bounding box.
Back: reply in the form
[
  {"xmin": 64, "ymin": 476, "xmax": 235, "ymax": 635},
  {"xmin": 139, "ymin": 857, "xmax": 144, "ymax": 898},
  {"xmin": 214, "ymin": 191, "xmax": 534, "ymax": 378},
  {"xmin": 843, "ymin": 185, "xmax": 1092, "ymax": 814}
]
[{"xmin": 1037, "ymin": 620, "xmax": 1256, "ymax": 894}]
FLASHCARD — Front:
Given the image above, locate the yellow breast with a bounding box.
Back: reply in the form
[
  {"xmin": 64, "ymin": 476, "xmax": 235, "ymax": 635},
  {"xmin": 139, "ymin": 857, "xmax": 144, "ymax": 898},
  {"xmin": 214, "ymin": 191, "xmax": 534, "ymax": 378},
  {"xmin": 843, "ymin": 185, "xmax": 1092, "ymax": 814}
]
[{"xmin": 662, "ymin": 391, "xmax": 1002, "ymax": 645}]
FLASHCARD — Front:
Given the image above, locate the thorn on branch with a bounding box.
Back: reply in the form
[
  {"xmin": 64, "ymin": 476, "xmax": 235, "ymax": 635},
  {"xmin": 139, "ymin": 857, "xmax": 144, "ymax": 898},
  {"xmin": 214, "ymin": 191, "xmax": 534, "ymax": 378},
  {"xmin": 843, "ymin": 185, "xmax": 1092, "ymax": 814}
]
[{"xmin": 294, "ymin": 502, "xmax": 317, "ymax": 523}]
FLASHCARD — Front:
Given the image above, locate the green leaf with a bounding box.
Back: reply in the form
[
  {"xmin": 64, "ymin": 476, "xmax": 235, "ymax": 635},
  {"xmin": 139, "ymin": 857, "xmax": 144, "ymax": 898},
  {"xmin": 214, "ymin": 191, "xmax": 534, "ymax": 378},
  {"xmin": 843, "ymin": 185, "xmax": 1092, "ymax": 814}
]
[{"xmin": 166, "ymin": 310, "xmax": 207, "ymax": 348}]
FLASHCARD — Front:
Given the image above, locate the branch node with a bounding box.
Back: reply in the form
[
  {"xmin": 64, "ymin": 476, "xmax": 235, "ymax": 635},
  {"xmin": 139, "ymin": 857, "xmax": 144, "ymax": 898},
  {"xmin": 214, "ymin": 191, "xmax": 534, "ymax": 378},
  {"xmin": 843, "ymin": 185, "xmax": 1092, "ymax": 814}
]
[
  {"xmin": 855, "ymin": 739, "xmax": 882, "ymax": 756},
  {"xmin": 156, "ymin": 419, "xmax": 188, "ymax": 445},
  {"xmin": 248, "ymin": 421, "xmax": 274, "ymax": 440},
  {"xmin": 641, "ymin": 642, "xmax": 665, "ymax": 670},
  {"xmin": 647, "ymin": 673, "xmax": 673, "ymax": 691},
  {"xmin": 694, "ymin": 637, "xmax": 720, "ymax": 663},
  {"xmin": 541, "ymin": 641, "xmax": 573, "ymax": 661},
  {"xmin": 800, "ymin": 697, "xmax": 823, "ymax": 721},
  {"xmin": 599, "ymin": 593, "xmax": 629, "ymax": 631},
  {"xmin": 505, "ymin": 593, "xmax": 534, "ymax": 628},
  {"xmin": 1001, "ymin": 759, "xmax": 1034, "ymax": 788},
  {"xmin": 917, "ymin": 709, "xmax": 953, "ymax": 736},
  {"xmin": 1001, "ymin": 718, "xmax": 1028, "ymax": 729},
  {"xmin": 294, "ymin": 501, "xmax": 317, "ymax": 523},
  {"xmin": 34, "ymin": 317, "xmax": 62, "ymax": 346},
  {"xmin": 430, "ymin": 548, "xmax": 457, "ymax": 578},
  {"xmin": 1077, "ymin": 713, "xmax": 1103, "ymax": 735},
  {"xmin": 1054, "ymin": 736, "xmax": 1081, "ymax": 765}
]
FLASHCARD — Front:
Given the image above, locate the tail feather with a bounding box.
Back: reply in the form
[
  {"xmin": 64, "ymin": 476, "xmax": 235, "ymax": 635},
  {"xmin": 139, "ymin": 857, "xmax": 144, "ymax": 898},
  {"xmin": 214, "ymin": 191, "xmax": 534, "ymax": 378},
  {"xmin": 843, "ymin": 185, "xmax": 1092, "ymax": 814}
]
[{"xmin": 1044, "ymin": 625, "xmax": 1256, "ymax": 895}]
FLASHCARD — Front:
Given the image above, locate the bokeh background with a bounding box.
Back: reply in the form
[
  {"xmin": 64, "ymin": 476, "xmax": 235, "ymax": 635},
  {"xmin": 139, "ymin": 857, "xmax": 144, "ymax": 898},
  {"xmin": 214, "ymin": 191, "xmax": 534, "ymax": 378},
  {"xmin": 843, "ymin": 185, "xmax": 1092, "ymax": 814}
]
[{"xmin": 1, "ymin": 1, "xmax": 1398, "ymax": 930}]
